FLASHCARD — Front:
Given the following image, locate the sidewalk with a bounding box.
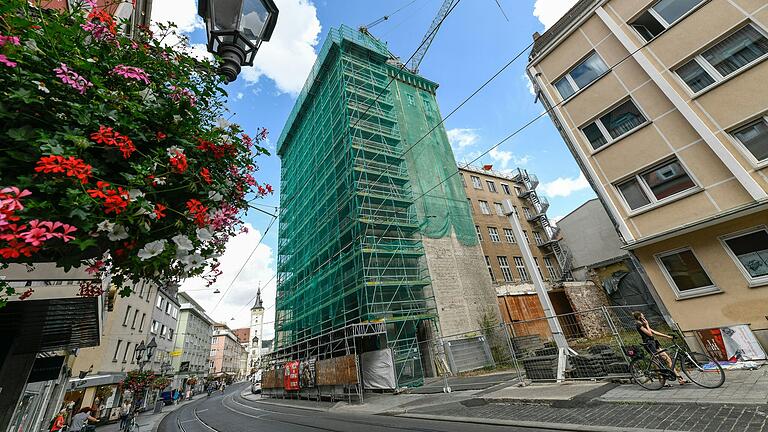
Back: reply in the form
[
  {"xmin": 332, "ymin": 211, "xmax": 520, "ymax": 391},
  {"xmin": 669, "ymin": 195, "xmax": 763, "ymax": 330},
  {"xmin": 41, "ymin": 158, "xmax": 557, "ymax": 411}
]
[{"xmin": 96, "ymin": 400, "xmax": 191, "ymax": 432}]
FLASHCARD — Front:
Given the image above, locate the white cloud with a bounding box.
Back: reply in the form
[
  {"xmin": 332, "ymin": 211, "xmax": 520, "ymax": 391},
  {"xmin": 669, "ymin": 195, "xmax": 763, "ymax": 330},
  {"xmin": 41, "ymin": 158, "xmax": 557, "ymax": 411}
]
[
  {"xmin": 533, "ymin": 0, "xmax": 579, "ymax": 29},
  {"xmin": 150, "ymin": 0, "xmax": 204, "ymax": 34},
  {"xmin": 241, "ymin": 0, "xmax": 321, "ymax": 95},
  {"xmin": 180, "ymin": 224, "xmax": 276, "ymax": 340},
  {"xmin": 236, "ymin": 92, "xmax": 244, "ymax": 100},
  {"xmin": 540, "ymin": 172, "xmax": 590, "ymax": 197},
  {"xmin": 522, "ymin": 74, "xmax": 536, "ymax": 96},
  {"xmin": 488, "ymin": 148, "xmax": 531, "ymax": 171},
  {"xmin": 185, "ymin": 43, "xmax": 214, "ymax": 61},
  {"xmin": 446, "ymin": 128, "xmax": 480, "ymax": 151}
]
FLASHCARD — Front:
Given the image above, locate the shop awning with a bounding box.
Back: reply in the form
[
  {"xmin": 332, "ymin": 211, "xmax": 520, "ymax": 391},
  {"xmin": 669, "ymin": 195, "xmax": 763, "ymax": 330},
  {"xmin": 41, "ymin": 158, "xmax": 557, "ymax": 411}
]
[{"xmin": 68, "ymin": 373, "xmax": 126, "ymax": 390}]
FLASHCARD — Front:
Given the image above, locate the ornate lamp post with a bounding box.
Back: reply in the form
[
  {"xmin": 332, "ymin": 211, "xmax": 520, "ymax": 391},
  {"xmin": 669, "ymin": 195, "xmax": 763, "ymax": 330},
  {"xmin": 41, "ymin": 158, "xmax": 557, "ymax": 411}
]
[{"xmin": 197, "ymin": 0, "xmax": 279, "ymax": 82}]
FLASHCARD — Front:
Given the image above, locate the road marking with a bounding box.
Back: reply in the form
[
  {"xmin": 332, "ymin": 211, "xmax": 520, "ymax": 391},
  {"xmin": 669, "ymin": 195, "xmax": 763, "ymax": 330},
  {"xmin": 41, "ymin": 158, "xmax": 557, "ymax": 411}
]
[
  {"xmin": 227, "ymin": 395, "xmax": 306, "ymax": 417},
  {"xmin": 196, "ymin": 409, "xmax": 208, "ymax": 413},
  {"xmin": 193, "ymin": 409, "xmax": 218, "ymax": 432}
]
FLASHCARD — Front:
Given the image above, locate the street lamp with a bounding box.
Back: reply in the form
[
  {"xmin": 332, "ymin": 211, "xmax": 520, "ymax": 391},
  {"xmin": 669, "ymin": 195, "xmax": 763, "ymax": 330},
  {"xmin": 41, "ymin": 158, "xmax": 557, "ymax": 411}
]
[{"xmin": 198, "ymin": 0, "xmax": 279, "ymax": 83}]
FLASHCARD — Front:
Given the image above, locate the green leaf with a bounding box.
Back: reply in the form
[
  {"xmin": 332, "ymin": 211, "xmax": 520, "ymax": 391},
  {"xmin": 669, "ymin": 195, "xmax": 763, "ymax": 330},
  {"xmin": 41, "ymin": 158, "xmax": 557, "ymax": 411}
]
[{"xmin": 72, "ymin": 237, "xmax": 98, "ymax": 251}]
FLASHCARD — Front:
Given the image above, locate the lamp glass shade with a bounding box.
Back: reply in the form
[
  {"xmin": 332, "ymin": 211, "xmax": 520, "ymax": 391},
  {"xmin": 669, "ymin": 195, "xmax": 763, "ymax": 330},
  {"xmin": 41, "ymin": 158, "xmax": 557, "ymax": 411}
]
[
  {"xmin": 134, "ymin": 341, "xmax": 145, "ymax": 362},
  {"xmin": 146, "ymin": 337, "xmax": 157, "ymax": 360}
]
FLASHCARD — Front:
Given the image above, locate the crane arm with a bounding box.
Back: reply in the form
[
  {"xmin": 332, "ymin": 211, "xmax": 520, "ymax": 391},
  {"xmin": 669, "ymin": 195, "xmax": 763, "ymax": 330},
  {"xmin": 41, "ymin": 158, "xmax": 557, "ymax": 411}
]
[{"xmin": 408, "ymin": 0, "xmax": 459, "ymax": 74}]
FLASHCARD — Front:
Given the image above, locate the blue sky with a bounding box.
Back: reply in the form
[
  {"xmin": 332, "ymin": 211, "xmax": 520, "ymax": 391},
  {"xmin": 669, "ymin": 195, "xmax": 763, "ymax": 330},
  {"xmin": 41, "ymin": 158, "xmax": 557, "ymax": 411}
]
[{"xmin": 154, "ymin": 0, "xmax": 587, "ymax": 333}]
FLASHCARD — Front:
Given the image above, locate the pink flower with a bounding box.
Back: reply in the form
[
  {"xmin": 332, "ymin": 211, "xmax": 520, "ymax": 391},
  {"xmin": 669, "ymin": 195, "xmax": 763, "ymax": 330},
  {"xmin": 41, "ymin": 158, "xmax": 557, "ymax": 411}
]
[
  {"xmin": 53, "ymin": 63, "xmax": 93, "ymax": 94},
  {"xmin": 0, "ymin": 187, "xmax": 32, "ymax": 211},
  {"xmin": 18, "ymin": 220, "xmax": 54, "ymax": 246},
  {"xmin": 0, "ymin": 54, "xmax": 16, "ymax": 68},
  {"xmin": 0, "ymin": 35, "xmax": 20, "ymax": 46},
  {"xmin": 169, "ymin": 86, "xmax": 197, "ymax": 107},
  {"xmin": 112, "ymin": 65, "xmax": 150, "ymax": 85}
]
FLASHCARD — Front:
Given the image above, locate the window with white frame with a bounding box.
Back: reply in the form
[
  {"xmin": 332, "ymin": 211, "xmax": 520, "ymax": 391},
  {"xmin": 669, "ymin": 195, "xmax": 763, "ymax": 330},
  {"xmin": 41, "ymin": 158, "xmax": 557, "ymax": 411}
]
[
  {"xmin": 485, "ymin": 256, "xmax": 495, "ymax": 281},
  {"xmin": 513, "ymin": 186, "xmax": 522, "ymax": 196},
  {"xmin": 676, "ymin": 24, "xmax": 768, "ymax": 93},
  {"xmin": 471, "ymin": 175, "xmax": 482, "ymax": 189},
  {"xmin": 478, "ymin": 200, "xmax": 491, "ymax": 215},
  {"xmin": 122, "ymin": 305, "xmax": 131, "ymax": 326},
  {"xmin": 553, "ymin": 51, "xmax": 609, "ymax": 100},
  {"xmin": 498, "ymin": 256, "xmax": 514, "ymax": 282},
  {"xmin": 486, "ymin": 180, "xmax": 497, "ymax": 193},
  {"xmin": 731, "ymin": 117, "xmax": 768, "ymax": 163},
  {"xmin": 631, "ymin": 0, "xmax": 706, "ymax": 42},
  {"xmin": 122, "ymin": 342, "xmax": 131, "ymax": 363},
  {"xmin": 165, "ymin": 301, "xmax": 171, "ymax": 315},
  {"xmin": 501, "ymin": 183, "xmax": 511, "ymax": 195},
  {"xmin": 533, "ymin": 231, "xmax": 544, "ymax": 245},
  {"xmin": 113, "ymin": 340, "xmax": 123, "ymax": 362},
  {"xmin": 721, "ymin": 228, "xmax": 768, "ymax": 285},
  {"xmin": 475, "ymin": 225, "xmax": 482, "ymax": 242},
  {"xmin": 503, "ymin": 228, "xmax": 516, "ymax": 243},
  {"xmin": 139, "ymin": 313, "xmax": 146, "ymax": 332},
  {"xmin": 522, "ymin": 230, "xmax": 530, "ymax": 244},
  {"xmin": 514, "ymin": 257, "xmax": 530, "ymax": 282},
  {"xmin": 581, "ymin": 100, "xmax": 647, "ymax": 150},
  {"xmin": 156, "ymin": 296, "xmax": 163, "ymax": 309},
  {"xmin": 494, "ymin": 202, "xmax": 504, "ymax": 216},
  {"xmin": 657, "ymin": 248, "xmax": 718, "ymax": 297},
  {"xmin": 616, "ymin": 159, "xmax": 696, "ymax": 210},
  {"xmin": 544, "ymin": 257, "xmax": 559, "ymax": 280},
  {"xmin": 523, "ymin": 207, "xmax": 532, "ymax": 219},
  {"xmin": 488, "ymin": 227, "xmax": 500, "ymax": 243},
  {"xmin": 151, "ymin": 320, "xmax": 159, "ymax": 334},
  {"xmin": 534, "ymin": 257, "xmax": 545, "ymax": 280},
  {"xmin": 131, "ymin": 310, "xmax": 138, "ymax": 329}
]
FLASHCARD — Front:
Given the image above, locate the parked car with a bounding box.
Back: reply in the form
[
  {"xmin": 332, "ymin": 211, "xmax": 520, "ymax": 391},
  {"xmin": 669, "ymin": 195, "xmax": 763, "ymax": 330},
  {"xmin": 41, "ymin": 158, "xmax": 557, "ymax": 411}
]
[{"xmin": 251, "ymin": 370, "xmax": 262, "ymax": 394}]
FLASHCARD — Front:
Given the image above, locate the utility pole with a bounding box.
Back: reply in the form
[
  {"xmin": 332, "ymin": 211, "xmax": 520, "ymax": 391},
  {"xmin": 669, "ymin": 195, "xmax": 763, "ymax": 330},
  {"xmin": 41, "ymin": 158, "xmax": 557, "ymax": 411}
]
[{"xmin": 503, "ymin": 199, "xmax": 569, "ymax": 380}]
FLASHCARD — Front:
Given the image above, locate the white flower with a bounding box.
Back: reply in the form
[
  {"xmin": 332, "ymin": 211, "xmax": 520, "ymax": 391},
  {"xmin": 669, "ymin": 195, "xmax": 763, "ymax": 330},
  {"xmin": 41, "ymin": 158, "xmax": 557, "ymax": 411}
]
[
  {"xmin": 182, "ymin": 253, "xmax": 206, "ymax": 272},
  {"xmin": 172, "ymin": 234, "xmax": 194, "ymax": 251},
  {"xmin": 173, "ymin": 115, "xmax": 182, "ymax": 123},
  {"xmin": 31, "ymin": 80, "xmax": 50, "ymax": 94},
  {"xmin": 166, "ymin": 146, "xmax": 184, "ymax": 157},
  {"xmin": 208, "ymin": 191, "xmax": 223, "ymax": 202},
  {"xmin": 137, "ymin": 240, "xmax": 167, "ymax": 261},
  {"xmin": 216, "ymin": 117, "xmax": 231, "ymax": 129},
  {"xmin": 138, "ymin": 88, "xmax": 157, "ymax": 103},
  {"xmin": 196, "ymin": 228, "xmax": 213, "ymax": 242},
  {"xmin": 107, "ymin": 225, "xmax": 129, "ymax": 241},
  {"xmin": 97, "ymin": 220, "xmax": 115, "ymax": 232},
  {"xmin": 128, "ymin": 189, "xmax": 145, "ymax": 200},
  {"xmin": 153, "ymin": 177, "xmax": 167, "ymax": 186}
]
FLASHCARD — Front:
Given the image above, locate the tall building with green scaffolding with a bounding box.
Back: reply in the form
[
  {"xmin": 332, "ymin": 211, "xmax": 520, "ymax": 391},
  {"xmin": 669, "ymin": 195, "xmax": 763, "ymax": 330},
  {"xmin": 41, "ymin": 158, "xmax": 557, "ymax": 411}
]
[{"xmin": 275, "ymin": 26, "xmax": 499, "ymax": 387}]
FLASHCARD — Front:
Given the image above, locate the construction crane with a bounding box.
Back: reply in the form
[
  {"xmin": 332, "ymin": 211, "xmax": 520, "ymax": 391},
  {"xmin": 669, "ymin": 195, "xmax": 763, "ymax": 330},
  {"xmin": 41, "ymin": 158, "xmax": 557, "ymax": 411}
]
[{"xmin": 408, "ymin": 0, "xmax": 459, "ymax": 74}]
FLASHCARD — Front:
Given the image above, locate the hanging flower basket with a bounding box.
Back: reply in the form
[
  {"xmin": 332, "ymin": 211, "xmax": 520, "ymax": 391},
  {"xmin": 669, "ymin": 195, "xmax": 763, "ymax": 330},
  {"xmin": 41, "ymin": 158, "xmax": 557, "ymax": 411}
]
[{"xmin": 0, "ymin": 0, "xmax": 272, "ymax": 306}]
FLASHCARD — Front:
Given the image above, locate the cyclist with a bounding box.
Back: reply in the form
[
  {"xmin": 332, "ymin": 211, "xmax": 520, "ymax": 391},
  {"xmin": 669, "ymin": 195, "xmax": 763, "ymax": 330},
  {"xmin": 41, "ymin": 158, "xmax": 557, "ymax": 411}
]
[{"xmin": 633, "ymin": 311, "xmax": 687, "ymax": 385}]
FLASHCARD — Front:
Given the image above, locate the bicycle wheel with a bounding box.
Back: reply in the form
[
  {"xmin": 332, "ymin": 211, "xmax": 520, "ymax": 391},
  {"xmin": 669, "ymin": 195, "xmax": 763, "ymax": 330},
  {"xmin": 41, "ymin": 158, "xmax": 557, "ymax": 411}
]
[
  {"xmin": 680, "ymin": 351, "xmax": 725, "ymax": 388},
  {"xmin": 629, "ymin": 357, "xmax": 666, "ymax": 390}
]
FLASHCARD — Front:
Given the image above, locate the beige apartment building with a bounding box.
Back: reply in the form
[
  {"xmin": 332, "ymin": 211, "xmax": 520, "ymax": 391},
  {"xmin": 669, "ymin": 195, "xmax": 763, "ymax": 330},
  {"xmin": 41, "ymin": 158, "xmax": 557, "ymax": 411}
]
[
  {"xmin": 528, "ymin": 0, "xmax": 768, "ymax": 350},
  {"xmin": 209, "ymin": 324, "xmax": 247, "ymax": 377}
]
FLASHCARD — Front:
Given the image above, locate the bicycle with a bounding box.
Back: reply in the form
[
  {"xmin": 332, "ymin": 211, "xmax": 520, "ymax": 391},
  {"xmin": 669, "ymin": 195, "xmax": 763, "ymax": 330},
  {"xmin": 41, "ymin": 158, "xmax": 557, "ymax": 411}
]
[
  {"xmin": 626, "ymin": 336, "xmax": 725, "ymax": 390},
  {"xmin": 122, "ymin": 413, "xmax": 140, "ymax": 432}
]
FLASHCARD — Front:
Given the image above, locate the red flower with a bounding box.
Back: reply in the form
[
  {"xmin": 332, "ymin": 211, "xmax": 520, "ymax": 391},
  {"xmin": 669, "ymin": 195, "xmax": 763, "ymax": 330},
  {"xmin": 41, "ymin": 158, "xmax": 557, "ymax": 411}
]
[
  {"xmin": 169, "ymin": 150, "xmax": 188, "ymax": 174},
  {"xmin": 199, "ymin": 168, "xmax": 212, "ymax": 184},
  {"xmin": 156, "ymin": 131, "xmax": 167, "ymax": 140},
  {"xmin": 35, "ymin": 156, "xmax": 93, "ymax": 184},
  {"xmin": 87, "ymin": 9, "xmax": 117, "ymax": 35},
  {"xmin": 259, "ymin": 128, "xmax": 268, "ymax": 141},
  {"xmin": 90, "ymin": 126, "xmax": 136, "ymax": 159},
  {"xmin": 186, "ymin": 199, "xmax": 209, "ymax": 227},
  {"xmin": 153, "ymin": 203, "xmax": 167, "ymax": 219},
  {"xmin": 87, "ymin": 181, "xmax": 129, "ymax": 214},
  {"xmin": 18, "ymin": 288, "xmax": 34, "ymax": 301},
  {"xmin": 265, "ymin": 184, "xmax": 273, "ymax": 194},
  {"xmin": 197, "ymin": 138, "xmax": 235, "ymax": 159}
]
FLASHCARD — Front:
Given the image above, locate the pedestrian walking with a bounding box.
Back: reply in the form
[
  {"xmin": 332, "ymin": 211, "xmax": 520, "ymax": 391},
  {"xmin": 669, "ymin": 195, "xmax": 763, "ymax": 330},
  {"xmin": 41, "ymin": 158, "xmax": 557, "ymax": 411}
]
[
  {"xmin": 49, "ymin": 409, "xmax": 67, "ymax": 432},
  {"xmin": 634, "ymin": 311, "xmax": 688, "ymax": 385},
  {"xmin": 69, "ymin": 407, "xmax": 97, "ymax": 432},
  {"xmin": 118, "ymin": 400, "xmax": 131, "ymax": 430}
]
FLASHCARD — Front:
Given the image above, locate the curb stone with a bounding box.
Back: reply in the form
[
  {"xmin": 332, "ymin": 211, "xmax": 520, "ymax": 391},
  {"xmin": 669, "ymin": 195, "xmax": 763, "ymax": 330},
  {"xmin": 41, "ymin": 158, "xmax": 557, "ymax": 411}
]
[{"xmin": 395, "ymin": 413, "xmax": 689, "ymax": 432}]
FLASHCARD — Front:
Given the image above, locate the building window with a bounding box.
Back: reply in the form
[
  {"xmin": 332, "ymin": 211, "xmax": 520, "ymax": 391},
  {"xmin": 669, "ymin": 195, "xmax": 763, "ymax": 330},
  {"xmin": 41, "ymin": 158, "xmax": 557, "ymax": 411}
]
[
  {"xmin": 498, "ymin": 256, "xmax": 514, "ymax": 282},
  {"xmin": 156, "ymin": 296, "xmax": 163, "ymax": 309},
  {"xmin": 165, "ymin": 301, "xmax": 171, "ymax": 315},
  {"xmin": 138, "ymin": 281, "xmax": 145, "ymax": 298},
  {"xmin": 169, "ymin": 328, "xmax": 174, "ymax": 340},
  {"xmin": 139, "ymin": 313, "xmax": 146, "ymax": 332},
  {"xmin": 503, "ymin": 228, "xmax": 516, "ymax": 243},
  {"xmin": 616, "ymin": 159, "xmax": 696, "ymax": 210},
  {"xmin": 631, "ymin": 0, "xmax": 705, "ymax": 42},
  {"xmin": 122, "ymin": 306, "xmax": 132, "ymax": 326},
  {"xmin": 486, "ymin": 180, "xmax": 497, "ymax": 193},
  {"xmin": 113, "ymin": 340, "xmax": 123, "ymax": 362},
  {"xmin": 581, "ymin": 100, "xmax": 647, "ymax": 150},
  {"xmin": 494, "ymin": 202, "xmax": 504, "ymax": 216},
  {"xmin": 514, "ymin": 257, "xmax": 530, "ymax": 282},
  {"xmin": 161, "ymin": 324, "xmax": 167, "ymax": 338},
  {"xmin": 460, "ymin": 174, "xmax": 466, "ymax": 187},
  {"xmin": 676, "ymin": 24, "xmax": 768, "ymax": 93},
  {"xmin": 467, "ymin": 199, "xmax": 474, "ymax": 213},
  {"xmin": 523, "ymin": 207, "xmax": 532, "ymax": 219},
  {"xmin": 501, "ymin": 183, "xmax": 511, "ymax": 195},
  {"xmin": 553, "ymin": 51, "xmax": 608, "ymax": 100},
  {"xmin": 406, "ymin": 93, "xmax": 415, "ymax": 106},
  {"xmin": 533, "ymin": 231, "xmax": 544, "ymax": 245},
  {"xmin": 146, "ymin": 286, "xmax": 151, "ymax": 303},
  {"xmin": 471, "ymin": 175, "xmax": 482, "ymax": 189},
  {"xmin": 172, "ymin": 307, "xmax": 178, "ymax": 319},
  {"xmin": 544, "ymin": 257, "xmax": 559, "ymax": 280},
  {"xmin": 534, "ymin": 257, "xmax": 545, "ymax": 280},
  {"xmin": 522, "ymin": 230, "xmax": 530, "ymax": 244},
  {"xmin": 478, "ymin": 200, "xmax": 491, "ymax": 215},
  {"xmin": 721, "ymin": 228, "xmax": 768, "ymax": 285},
  {"xmin": 731, "ymin": 117, "xmax": 768, "ymax": 163},
  {"xmin": 657, "ymin": 248, "xmax": 717, "ymax": 297},
  {"xmin": 484, "ymin": 256, "xmax": 494, "ymax": 281},
  {"xmin": 122, "ymin": 342, "xmax": 131, "ymax": 363},
  {"xmin": 151, "ymin": 320, "xmax": 159, "ymax": 334},
  {"xmin": 475, "ymin": 225, "xmax": 482, "ymax": 242},
  {"xmin": 131, "ymin": 310, "xmax": 139, "ymax": 329},
  {"xmin": 488, "ymin": 227, "xmax": 500, "ymax": 243},
  {"xmin": 513, "ymin": 186, "xmax": 522, "ymax": 196}
]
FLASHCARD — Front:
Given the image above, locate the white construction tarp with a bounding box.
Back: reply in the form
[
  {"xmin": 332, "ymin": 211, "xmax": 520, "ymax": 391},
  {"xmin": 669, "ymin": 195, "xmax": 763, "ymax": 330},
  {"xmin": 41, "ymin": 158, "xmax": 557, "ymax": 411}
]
[{"xmin": 361, "ymin": 349, "xmax": 396, "ymax": 390}]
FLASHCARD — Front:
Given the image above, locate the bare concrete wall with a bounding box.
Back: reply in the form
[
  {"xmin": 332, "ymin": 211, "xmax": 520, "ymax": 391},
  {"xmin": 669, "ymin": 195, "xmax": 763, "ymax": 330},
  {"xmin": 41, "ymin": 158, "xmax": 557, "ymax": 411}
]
[{"xmin": 422, "ymin": 231, "xmax": 501, "ymax": 338}]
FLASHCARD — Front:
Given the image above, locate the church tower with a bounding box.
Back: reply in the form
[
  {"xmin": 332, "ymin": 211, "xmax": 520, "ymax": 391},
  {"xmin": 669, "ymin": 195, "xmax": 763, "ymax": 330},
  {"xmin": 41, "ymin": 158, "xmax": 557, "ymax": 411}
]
[{"xmin": 247, "ymin": 287, "xmax": 265, "ymax": 373}]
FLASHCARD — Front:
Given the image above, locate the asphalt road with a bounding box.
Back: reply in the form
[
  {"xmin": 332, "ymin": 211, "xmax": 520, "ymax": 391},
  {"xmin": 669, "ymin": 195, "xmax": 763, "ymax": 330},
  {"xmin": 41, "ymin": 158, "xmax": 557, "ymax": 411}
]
[{"xmin": 158, "ymin": 383, "xmax": 552, "ymax": 432}]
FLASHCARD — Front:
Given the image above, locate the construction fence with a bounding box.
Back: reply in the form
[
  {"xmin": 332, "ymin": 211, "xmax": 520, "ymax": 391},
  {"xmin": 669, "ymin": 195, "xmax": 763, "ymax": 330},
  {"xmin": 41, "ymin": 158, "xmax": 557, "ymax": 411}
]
[{"xmin": 260, "ymin": 304, "xmax": 672, "ymax": 401}]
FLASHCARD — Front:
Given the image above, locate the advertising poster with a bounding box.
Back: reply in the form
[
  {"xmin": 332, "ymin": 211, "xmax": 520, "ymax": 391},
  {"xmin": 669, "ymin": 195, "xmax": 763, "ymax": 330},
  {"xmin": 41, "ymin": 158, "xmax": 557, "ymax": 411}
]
[
  {"xmin": 695, "ymin": 324, "xmax": 767, "ymax": 362},
  {"xmin": 299, "ymin": 359, "xmax": 316, "ymax": 388},
  {"xmin": 283, "ymin": 361, "xmax": 300, "ymax": 391}
]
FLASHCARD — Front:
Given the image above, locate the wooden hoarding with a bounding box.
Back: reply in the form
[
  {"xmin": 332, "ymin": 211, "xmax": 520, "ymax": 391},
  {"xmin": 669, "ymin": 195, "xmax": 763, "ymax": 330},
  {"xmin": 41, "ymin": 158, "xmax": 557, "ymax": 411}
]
[{"xmin": 316, "ymin": 355, "xmax": 358, "ymax": 386}]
